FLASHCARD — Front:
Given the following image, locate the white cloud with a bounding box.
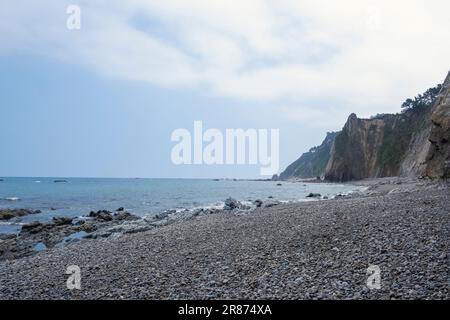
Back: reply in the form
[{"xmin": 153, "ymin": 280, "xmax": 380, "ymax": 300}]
[{"xmin": 1, "ymin": 0, "xmax": 449, "ymax": 116}]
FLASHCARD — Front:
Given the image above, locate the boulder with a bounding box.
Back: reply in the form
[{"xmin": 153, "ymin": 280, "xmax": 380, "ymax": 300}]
[
  {"xmin": 52, "ymin": 216, "xmax": 73, "ymax": 226},
  {"xmin": 89, "ymin": 210, "xmax": 113, "ymax": 221},
  {"xmin": 224, "ymin": 197, "xmax": 240, "ymax": 210},
  {"xmin": 0, "ymin": 209, "xmax": 36, "ymax": 221},
  {"xmin": 114, "ymin": 211, "xmax": 140, "ymax": 221},
  {"xmin": 21, "ymin": 221, "xmax": 43, "ymax": 234},
  {"xmin": 253, "ymin": 199, "xmax": 263, "ymax": 208},
  {"xmin": 306, "ymin": 193, "xmax": 322, "ymax": 198}
]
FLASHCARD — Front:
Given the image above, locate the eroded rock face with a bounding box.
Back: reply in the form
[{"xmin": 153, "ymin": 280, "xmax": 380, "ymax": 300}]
[
  {"xmin": 322, "ymin": 71, "xmax": 450, "ymax": 182},
  {"xmin": 324, "ymin": 114, "xmax": 397, "ymax": 181},
  {"xmin": 425, "ymin": 71, "xmax": 450, "ymax": 179}
]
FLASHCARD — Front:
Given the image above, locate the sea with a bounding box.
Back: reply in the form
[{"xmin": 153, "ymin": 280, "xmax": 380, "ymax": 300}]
[{"xmin": 0, "ymin": 177, "xmax": 364, "ymax": 234}]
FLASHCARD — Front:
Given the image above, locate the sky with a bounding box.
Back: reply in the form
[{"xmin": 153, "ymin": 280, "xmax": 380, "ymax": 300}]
[{"xmin": 1, "ymin": 0, "xmax": 449, "ymax": 178}]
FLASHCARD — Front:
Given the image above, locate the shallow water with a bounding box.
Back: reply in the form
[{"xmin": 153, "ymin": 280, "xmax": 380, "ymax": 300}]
[{"xmin": 0, "ymin": 177, "xmax": 362, "ymax": 233}]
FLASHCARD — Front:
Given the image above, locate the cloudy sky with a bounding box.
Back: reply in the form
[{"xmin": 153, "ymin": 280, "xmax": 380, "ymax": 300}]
[{"xmin": 1, "ymin": 0, "xmax": 449, "ymax": 178}]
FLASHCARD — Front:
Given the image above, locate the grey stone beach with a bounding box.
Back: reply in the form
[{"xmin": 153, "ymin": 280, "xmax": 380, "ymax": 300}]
[{"xmin": 0, "ymin": 178, "xmax": 449, "ymax": 299}]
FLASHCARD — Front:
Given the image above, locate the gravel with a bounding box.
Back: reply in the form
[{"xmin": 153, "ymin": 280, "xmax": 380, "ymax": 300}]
[{"xmin": 0, "ymin": 181, "xmax": 448, "ymax": 300}]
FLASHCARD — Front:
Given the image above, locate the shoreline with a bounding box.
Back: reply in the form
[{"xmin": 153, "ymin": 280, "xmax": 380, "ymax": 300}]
[{"xmin": 0, "ymin": 177, "xmax": 449, "ymax": 299}]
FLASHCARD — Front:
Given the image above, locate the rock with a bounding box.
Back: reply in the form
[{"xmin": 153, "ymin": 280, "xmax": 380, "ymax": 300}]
[
  {"xmin": 116, "ymin": 207, "xmax": 124, "ymax": 212},
  {"xmin": 52, "ymin": 216, "xmax": 73, "ymax": 226},
  {"xmin": 97, "ymin": 212, "xmax": 113, "ymax": 222},
  {"xmin": 253, "ymin": 199, "xmax": 263, "ymax": 207},
  {"xmin": 277, "ymin": 183, "xmax": 282, "ymax": 186},
  {"xmin": 264, "ymin": 201, "xmax": 279, "ymax": 208},
  {"xmin": 89, "ymin": 210, "xmax": 113, "ymax": 221},
  {"xmin": 21, "ymin": 221, "xmax": 43, "ymax": 234},
  {"xmin": 306, "ymin": 193, "xmax": 321, "ymax": 198},
  {"xmin": 425, "ymin": 72, "xmax": 450, "ymax": 179},
  {"xmin": 224, "ymin": 197, "xmax": 240, "ymax": 210},
  {"xmin": 0, "ymin": 209, "xmax": 36, "ymax": 221},
  {"xmin": 81, "ymin": 223, "xmax": 97, "ymax": 233},
  {"xmin": 154, "ymin": 209, "xmax": 176, "ymax": 220},
  {"xmin": 0, "ymin": 234, "xmax": 16, "ymax": 240},
  {"xmin": 53, "ymin": 180, "xmax": 68, "ymax": 183},
  {"xmin": 114, "ymin": 211, "xmax": 140, "ymax": 221}
]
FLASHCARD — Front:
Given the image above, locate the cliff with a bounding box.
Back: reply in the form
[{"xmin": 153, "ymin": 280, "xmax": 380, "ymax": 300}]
[
  {"xmin": 279, "ymin": 132, "xmax": 337, "ymax": 180},
  {"xmin": 280, "ymin": 70, "xmax": 450, "ymax": 182},
  {"xmin": 424, "ymin": 72, "xmax": 450, "ymax": 178}
]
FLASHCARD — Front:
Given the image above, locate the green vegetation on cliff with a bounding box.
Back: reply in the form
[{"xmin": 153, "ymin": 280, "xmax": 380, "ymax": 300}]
[
  {"xmin": 378, "ymin": 86, "xmax": 439, "ymax": 174},
  {"xmin": 281, "ymin": 77, "xmax": 448, "ymax": 182},
  {"xmin": 279, "ymin": 132, "xmax": 337, "ymax": 180}
]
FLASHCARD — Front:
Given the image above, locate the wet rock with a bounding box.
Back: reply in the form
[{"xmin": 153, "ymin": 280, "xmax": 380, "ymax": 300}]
[
  {"xmin": 306, "ymin": 193, "xmax": 321, "ymax": 198},
  {"xmin": 253, "ymin": 199, "xmax": 263, "ymax": 207},
  {"xmin": 89, "ymin": 210, "xmax": 113, "ymax": 222},
  {"xmin": 224, "ymin": 197, "xmax": 240, "ymax": 210},
  {"xmin": 52, "ymin": 216, "xmax": 73, "ymax": 226},
  {"xmin": 0, "ymin": 209, "xmax": 38, "ymax": 221},
  {"xmin": 114, "ymin": 211, "xmax": 140, "ymax": 221},
  {"xmin": 21, "ymin": 221, "xmax": 44, "ymax": 234}
]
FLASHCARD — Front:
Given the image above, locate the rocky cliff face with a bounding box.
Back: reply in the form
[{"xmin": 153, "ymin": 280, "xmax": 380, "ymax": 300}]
[
  {"xmin": 324, "ymin": 114, "xmax": 394, "ymax": 181},
  {"xmin": 279, "ymin": 132, "xmax": 337, "ymax": 180},
  {"xmin": 281, "ymin": 70, "xmax": 450, "ymax": 182},
  {"xmin": 425, "ymin": 72, "xmax": 450, "ymax": 178},
  {"xmin": 324, "ymin": 71, "xmax": 449, "ymax": 182}
]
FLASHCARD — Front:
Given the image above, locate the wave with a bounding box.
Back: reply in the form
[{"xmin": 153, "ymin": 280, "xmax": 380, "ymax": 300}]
[{"xmin": 5, "ymin": 197, "xmax": 20, "ymax": 201}]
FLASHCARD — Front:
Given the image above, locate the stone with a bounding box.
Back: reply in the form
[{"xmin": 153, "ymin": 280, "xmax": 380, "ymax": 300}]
[
  {"xmin": 306, "ymin": 193, "xmax": 321, "ymax": 198},
  {"xmin": 224, "ymin": 197, "xmax": 240, "ymax": 210},
  {"xmin": 52, "ymin": 216, "xmax": 73, "ymax": 226}
]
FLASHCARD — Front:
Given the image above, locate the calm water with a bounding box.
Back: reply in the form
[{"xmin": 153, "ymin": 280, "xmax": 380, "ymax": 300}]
[{"xmin": 0, "ymin": 177, "xmax": 362, "ymax": 233}]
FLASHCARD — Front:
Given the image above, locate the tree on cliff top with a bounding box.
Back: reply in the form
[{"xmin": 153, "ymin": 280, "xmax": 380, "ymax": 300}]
[{"xmin": 401, "ymin": 84, "xmax": 442, "ymax": 112}]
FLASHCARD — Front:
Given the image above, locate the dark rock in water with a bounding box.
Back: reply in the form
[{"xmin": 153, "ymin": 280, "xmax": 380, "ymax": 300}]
[
  {"xmin": 97, "ymin": 212, "xmax": 113, "ymax": 222},
  {"xmin": 52, "ymin": 216, "xmax": 73, "ymax": 226},
  {"xmin": 116, "ymin": 207, "xmax": 124, "ymax": 212},
  {"xmin": 114, "ymin": 211, "xmax": 140, "ymax": 221},
  {"xmin": 277, "ymin": 183, "xmax": 282, "ymax": 186},
  {"xmin": 253, "ymin": 199, "xmax": 263, "ymax": 207},
  {"xmin": 306, "ymin": 193, "xmax": 321, "ymax": 198},
  {"xmin": 21, "ymin": 221, "xmax": 44, "ymax": 234},
  {"xmin": 0, "ymin": 209, "xmax": 37, "ymax": 221},
  {"xmin": 89, "ymin": 210, "xmax": 113, "ymax": 221},
  {"xmin": 53, "ymin": 180, "xmax": 68, "ymax": 183},
  {"xmin": 224, "ymin": 197, "xmax": 240, "ymax": 210},
  {"xmin": 268, "ymin": 196, "xmax": 274, "ymax": 199}
]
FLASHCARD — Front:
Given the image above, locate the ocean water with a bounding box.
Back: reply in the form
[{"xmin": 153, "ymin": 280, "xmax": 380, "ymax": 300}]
[{"xmin": 0, "ymin": 177, "xmax": 362, "ymax": 233}]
